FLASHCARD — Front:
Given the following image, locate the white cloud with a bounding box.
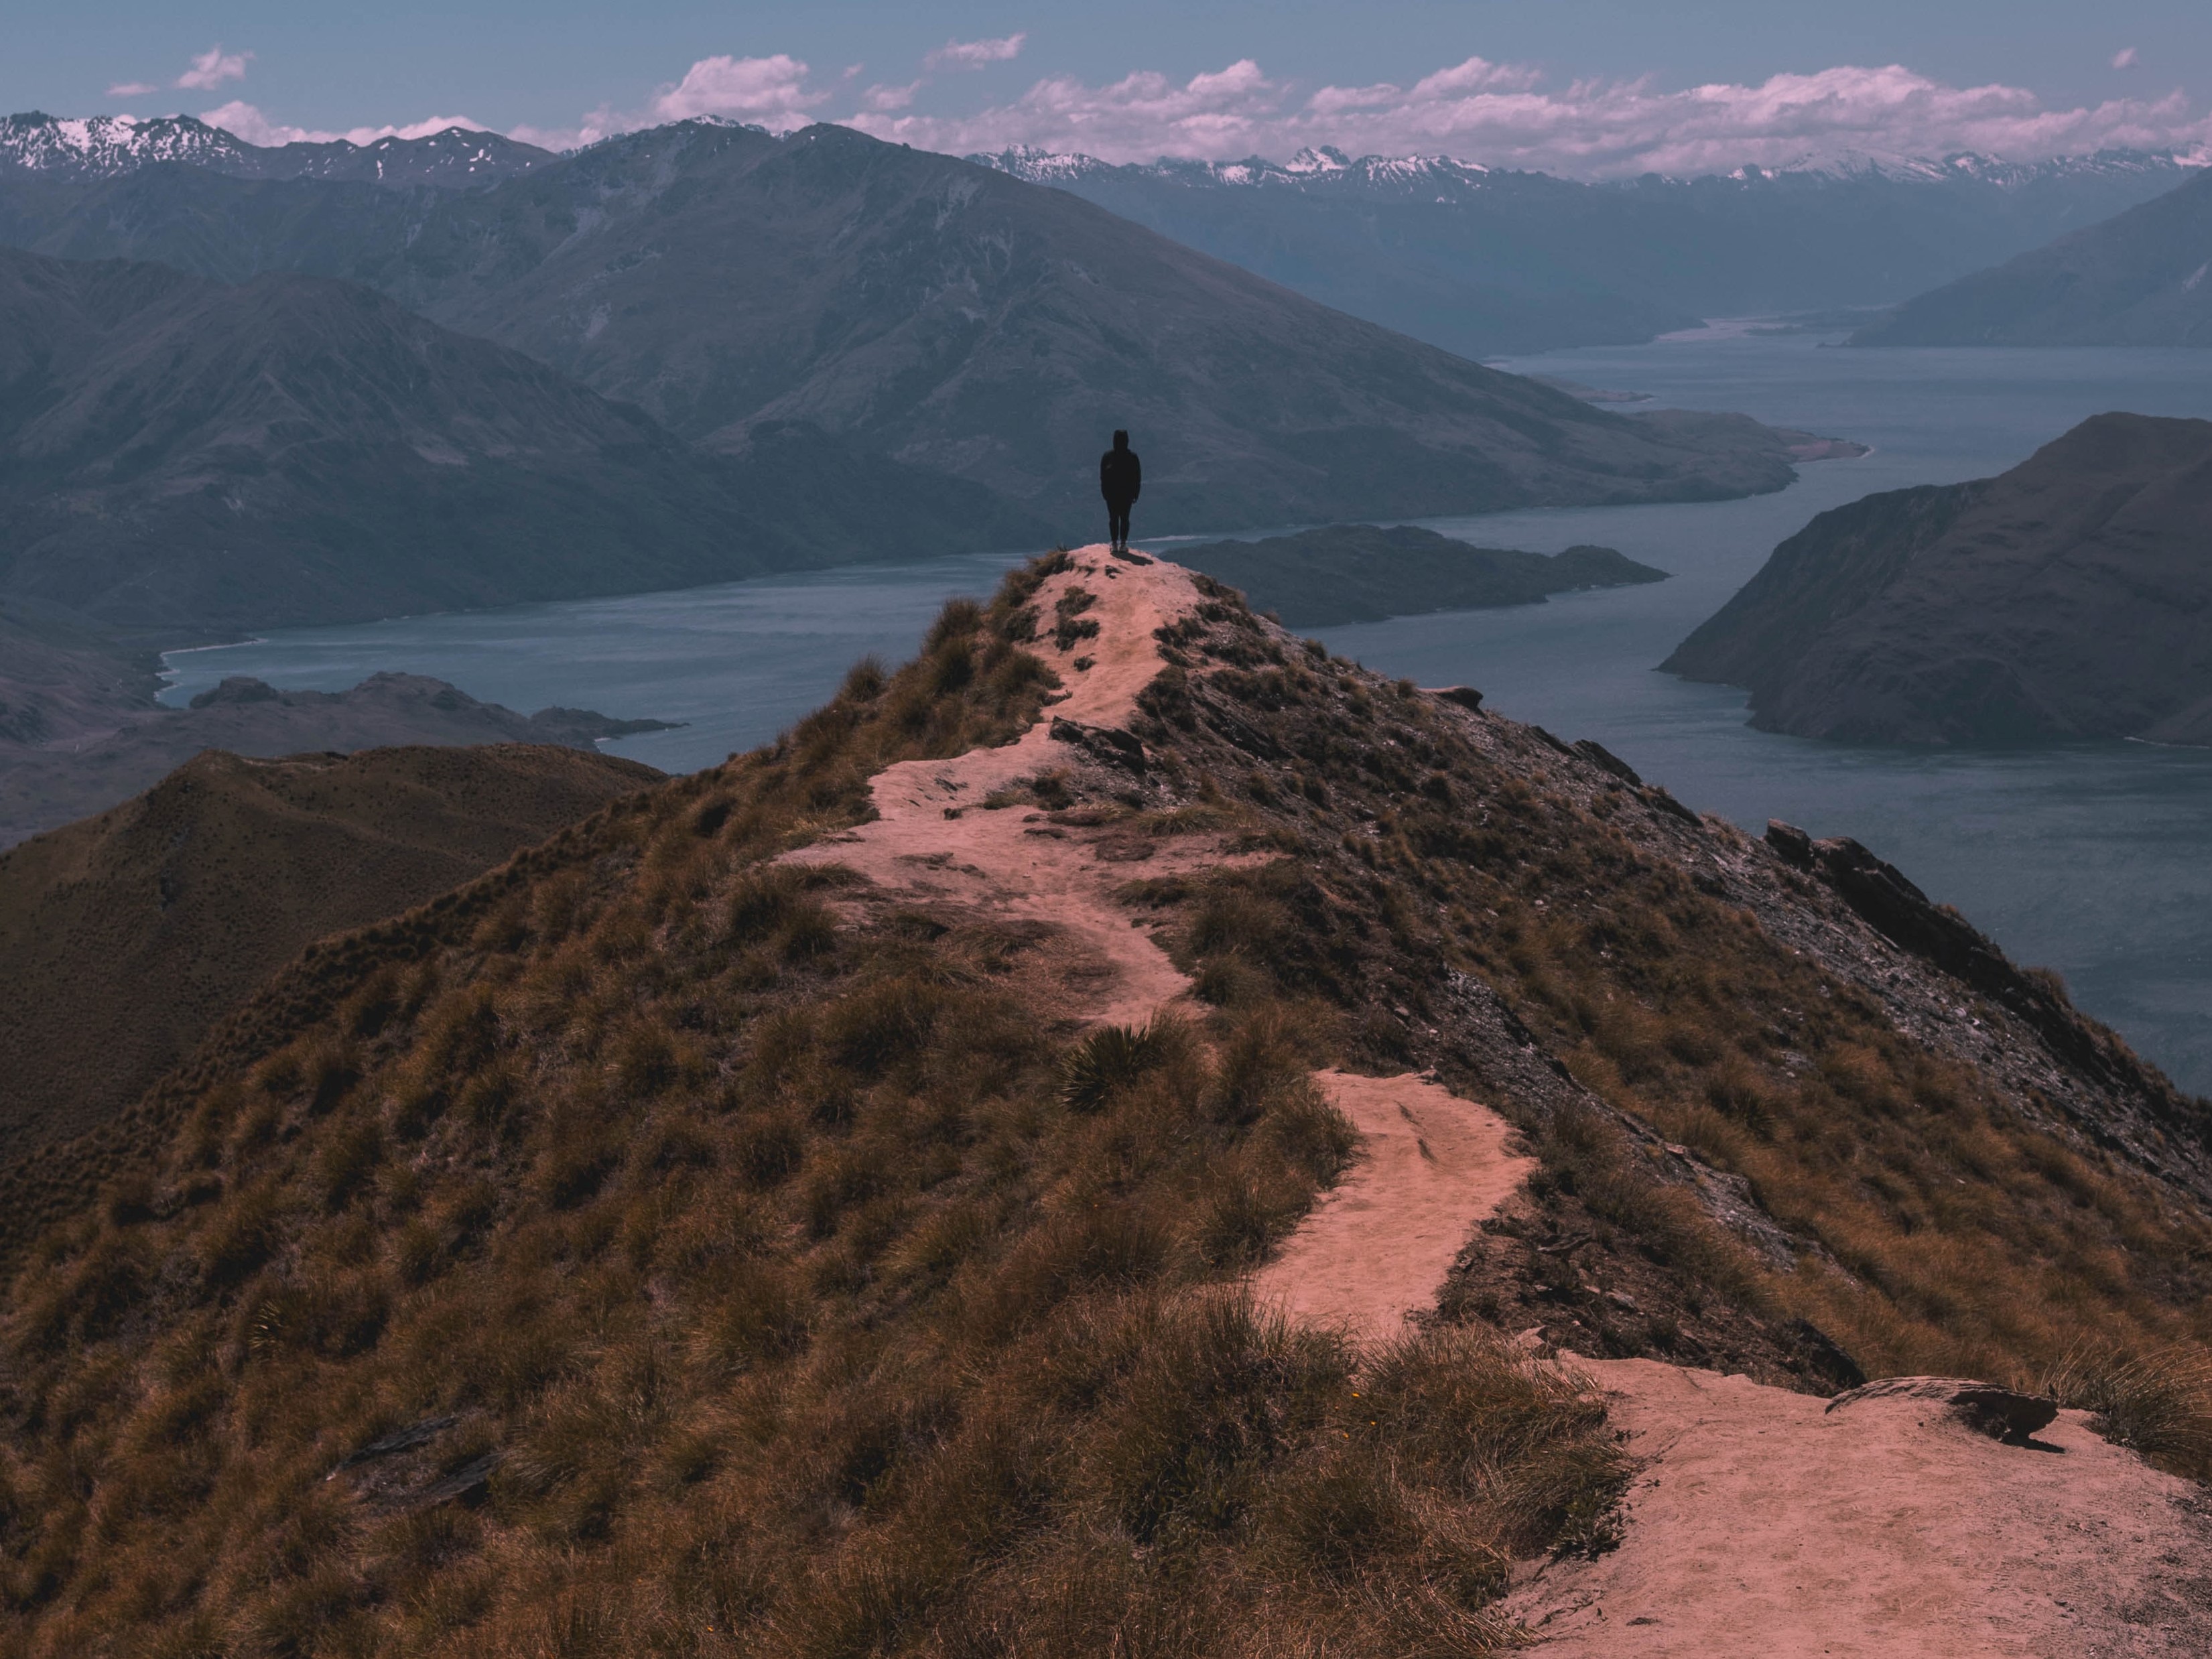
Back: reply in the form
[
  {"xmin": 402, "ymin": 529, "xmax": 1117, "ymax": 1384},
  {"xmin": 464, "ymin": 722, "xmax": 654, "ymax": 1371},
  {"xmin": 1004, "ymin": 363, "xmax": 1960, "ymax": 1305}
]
[
  {"xmin": 105, "ymin": 81, "xmax": 158, "ymax": 99},
  {"xmin": 647, "ymin": 53, "xmax": 828, "ymax": 126},
  {"xmin": 177, "ymin": 46, "xmax": 253, "ymax": 92},
  {"xmin": 925, "ymin": 34, "xmax": 1027, "ymax": 72},
  {"xmin": 2113, "ymin": 48, "xmax": 2139, "ymax": 70},
  {"xmin": 863, "ymin": 81, "xmax": 921, "ymax": 113},
  {"xmin": 200, "ymin": 101, "xmax": 489, "ymax": 149},
  {"xmin": 511, "ymin": 52, "xmax": 833, "ymax": 151},
  {"xmin": 847, "ymin": 56, "xmax": 2212, "ymax": 176}
]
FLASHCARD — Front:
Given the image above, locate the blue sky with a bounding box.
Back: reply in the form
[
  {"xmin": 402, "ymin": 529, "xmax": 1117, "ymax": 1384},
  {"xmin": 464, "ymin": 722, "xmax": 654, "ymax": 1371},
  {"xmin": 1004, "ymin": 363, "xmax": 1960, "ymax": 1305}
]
[{"xmin": 12, "ymin": 1, "xmax": 2211, "ymax": 174}]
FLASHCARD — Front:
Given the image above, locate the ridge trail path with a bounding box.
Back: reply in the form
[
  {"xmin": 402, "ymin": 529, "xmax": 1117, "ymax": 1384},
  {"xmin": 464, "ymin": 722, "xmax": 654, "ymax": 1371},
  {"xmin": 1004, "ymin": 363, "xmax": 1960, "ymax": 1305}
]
[
  {"xmin": 1502, "ymin": 1359, "xmax": 2212, "ymax": 1656},
  {"xmin": 785, "ymin": 547, "xmax": 1202, "ymax": 1025},
  {"xmin": 801, "ymin": 550, "xmax": 2212, "ymax": 1654},
  {"xmin": 785, "ymin": 545, "xmax": 1535, "ymax": 1324}
]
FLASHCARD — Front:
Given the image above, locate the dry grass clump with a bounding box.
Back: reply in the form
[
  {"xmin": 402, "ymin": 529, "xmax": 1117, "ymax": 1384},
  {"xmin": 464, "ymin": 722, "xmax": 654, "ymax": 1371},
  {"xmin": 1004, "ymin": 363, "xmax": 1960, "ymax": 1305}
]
[
  {"xmin": 0, "ymin": 556, "xmax": 1622, "ymax": 1658},
  {"xmin": 2043, "ymin": 1341, "xmax": 2212, "ymax": 1478}
]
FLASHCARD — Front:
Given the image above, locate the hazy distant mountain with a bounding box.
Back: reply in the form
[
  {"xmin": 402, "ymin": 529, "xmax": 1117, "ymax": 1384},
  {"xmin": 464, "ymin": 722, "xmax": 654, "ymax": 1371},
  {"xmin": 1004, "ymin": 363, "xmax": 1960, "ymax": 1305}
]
[
  {"xmin": 0, "ymin": 119, "xmax": 1859, "ymax": 540},
  {"xmin": 1664, "ymin": 413, "xmax": 2212, "ymax": 744},
  {"xmin": 0, "ymin": 111, "xmax": 551, "ymax": 189},
  {"xmin": 976, "ymin": 144, "xmax": 2198, "ymax": 356},
  {"xmin": 0, "ymin": 246, "xmax": 1045, "ymax": 632},
  {"xmin": 119, "ymin": 120, "xmax": 1820, "ymax": 529},
  {"xmin": 1850, "ymin": 167, "xmax": 2212, "ymax": 346}
]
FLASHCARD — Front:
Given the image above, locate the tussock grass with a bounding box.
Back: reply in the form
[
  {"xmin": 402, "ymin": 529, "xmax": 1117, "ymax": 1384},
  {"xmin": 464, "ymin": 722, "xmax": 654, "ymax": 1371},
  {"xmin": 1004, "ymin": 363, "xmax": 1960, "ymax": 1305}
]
[
  {"xmin": 2044, "ymin": 1341, "xmax": 2212, "ymax": 1478},
  {"xmin": 1124, "ymin": 584, "xmax": 2212, "ymax": 1403},
  {"xmin": 0, "ymin": 557, "xmax": 1618, "ymax": 1658}
]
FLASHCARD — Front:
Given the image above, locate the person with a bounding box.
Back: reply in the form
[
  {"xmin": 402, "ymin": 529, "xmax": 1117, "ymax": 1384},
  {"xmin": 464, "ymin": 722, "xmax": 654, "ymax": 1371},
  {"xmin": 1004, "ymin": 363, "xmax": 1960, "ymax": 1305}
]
[{"xmin": 1099, "ymin": 429, "xmax": 1141, "ymax": 554}]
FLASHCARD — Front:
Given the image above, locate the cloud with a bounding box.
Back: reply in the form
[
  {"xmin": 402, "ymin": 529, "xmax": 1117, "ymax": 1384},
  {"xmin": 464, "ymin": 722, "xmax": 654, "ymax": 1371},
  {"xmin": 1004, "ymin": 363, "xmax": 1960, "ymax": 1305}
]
[
  {"xmin": 2113, "ymin": 48, "xmax": 2139, "ymax": 70},
  {"xmin": 925, "ymin": 34, "xmax": 1027, "ymax": 72},
  {"xmin": 200, "ymin": 101, "xmax": 489, "ymax": 149},
  {"xmin": 106, "ymin": 82, "xmax": 159, "ymax": 99},
  {"xmin": 847, "ymin": 56, "xmax": 2212, "ymax": 176},
  {"xmin": 177, "ymin": 46, "xmax": 252, "ymax": 92},
  {"xmin": 863, "ymin": 82, "xmax": 921, "ymax": 113},
  {"xmin": 515, "ymin": 52, "xmax": 831, "ymax": 150}
]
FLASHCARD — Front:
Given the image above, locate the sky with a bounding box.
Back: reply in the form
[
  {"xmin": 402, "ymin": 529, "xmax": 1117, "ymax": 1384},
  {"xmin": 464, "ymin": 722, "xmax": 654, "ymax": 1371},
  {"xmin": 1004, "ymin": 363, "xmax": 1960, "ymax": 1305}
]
[{"xmin": 11, "ymin": 1, "xmax": 2212, "ymax": 176}]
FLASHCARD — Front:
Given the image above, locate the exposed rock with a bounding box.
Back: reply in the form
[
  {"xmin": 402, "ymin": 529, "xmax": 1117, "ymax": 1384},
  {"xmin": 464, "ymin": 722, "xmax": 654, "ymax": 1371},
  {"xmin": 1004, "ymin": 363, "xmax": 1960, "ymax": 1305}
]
[
  {"xmin": 1048, "ymin": 717, "xmax": 1148, "ymax": 772},
  {"xmin": 1826, "ymin": 1376, "xmax": 2060, "ymax": 1443}
]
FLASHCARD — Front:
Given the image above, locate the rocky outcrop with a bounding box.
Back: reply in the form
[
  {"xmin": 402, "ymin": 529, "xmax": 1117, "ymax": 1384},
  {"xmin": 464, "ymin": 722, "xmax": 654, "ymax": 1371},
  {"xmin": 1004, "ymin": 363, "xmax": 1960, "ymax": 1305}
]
[{"xmin": 1825, "ymin": 1376, "xmax": 2060, "ymax": 1443}]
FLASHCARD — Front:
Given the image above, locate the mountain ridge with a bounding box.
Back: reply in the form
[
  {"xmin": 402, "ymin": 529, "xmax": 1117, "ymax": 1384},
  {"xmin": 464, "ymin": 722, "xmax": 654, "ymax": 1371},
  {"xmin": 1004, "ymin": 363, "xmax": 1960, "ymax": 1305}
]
[
  {"xmin": 0, "ymin": 740, "xmax": 658, "ymax": 1163},
  {"xmin": 1, "ymin": 547, "xmax": 2205, "ymax": 1652},
  {"xmin": 0, "ymin": 111, "xmax": 553, "ymax": 189},
  {"xmin": 971, "ymin": 141, "xmax": 2202, "ymax": 356}
]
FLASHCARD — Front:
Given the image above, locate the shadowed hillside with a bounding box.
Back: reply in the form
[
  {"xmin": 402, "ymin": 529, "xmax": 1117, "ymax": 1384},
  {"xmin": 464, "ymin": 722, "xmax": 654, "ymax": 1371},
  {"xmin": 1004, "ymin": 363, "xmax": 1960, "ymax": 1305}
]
[
  {"xmin": 0, "ymin": 246, "xmax": 1046, "ymax": 633},
  {"xmin": 1, "ymin": 552, "xmax": 2206, "ymax": 1654},
  {"xmin": 0, "ymin": 742, "xmax": 658, "ymax": 1165},
  {"xmin": 1665, "ymin": 412, "xmax": 2212, "ymax": 743},
  {"xmin": 1851, "ymin": 167, "xmax": 2212, "ymax": 346}
]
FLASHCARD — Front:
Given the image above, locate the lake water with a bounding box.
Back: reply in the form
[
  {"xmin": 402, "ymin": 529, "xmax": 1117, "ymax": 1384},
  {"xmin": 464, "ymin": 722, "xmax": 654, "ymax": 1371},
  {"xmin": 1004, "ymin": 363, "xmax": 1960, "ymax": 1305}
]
[{"xmin": 160, "ymin": 332, "xmax": 2212, "ymax": 1092}]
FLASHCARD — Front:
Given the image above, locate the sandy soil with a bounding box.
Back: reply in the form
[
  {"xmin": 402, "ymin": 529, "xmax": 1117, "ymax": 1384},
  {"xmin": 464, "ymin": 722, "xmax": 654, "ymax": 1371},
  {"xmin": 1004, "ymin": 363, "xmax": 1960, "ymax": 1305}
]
[
  {"xmin": 1504, "ymin": 1359, "xmax": 2212, "ymax": 1656},
  {"xmin": 1251, "ymin": 1069, "xmax": 1534, "ymax": 1342}
]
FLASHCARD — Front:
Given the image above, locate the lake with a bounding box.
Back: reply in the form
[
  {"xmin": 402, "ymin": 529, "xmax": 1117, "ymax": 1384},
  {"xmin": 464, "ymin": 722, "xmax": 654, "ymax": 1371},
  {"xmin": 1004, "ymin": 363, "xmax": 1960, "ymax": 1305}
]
[{"xmin": 160, "ymin": 332, "xmax": 2212, "ymax": 1091}]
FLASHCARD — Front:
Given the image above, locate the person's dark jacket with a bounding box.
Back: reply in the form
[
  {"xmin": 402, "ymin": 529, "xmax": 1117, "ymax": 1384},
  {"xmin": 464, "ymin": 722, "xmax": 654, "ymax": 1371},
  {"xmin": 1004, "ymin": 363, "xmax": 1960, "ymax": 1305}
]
[{"xmin": 1100, "ymin": 441, "xmax": 1141, "ymax": 506}]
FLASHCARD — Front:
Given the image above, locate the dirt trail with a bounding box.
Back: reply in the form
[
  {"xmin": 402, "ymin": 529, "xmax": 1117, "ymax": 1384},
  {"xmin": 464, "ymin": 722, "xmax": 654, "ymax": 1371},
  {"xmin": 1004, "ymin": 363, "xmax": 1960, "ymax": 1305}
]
[
  {"xmin": 1251, "ymin": 1070, "xmax": 1533, "ymax": 1342},
  {"xmin": 787, "ymin": 548, "xmax": 1204, "ymax": 1025},
  {"xmin": 789, "ymin": 547, "xmax": 1534, "ymax": 1293},
  {"xmin": 1505, "ymin": 1358, "xmax": 2212, "ymax": 1656},
  {"xmin": 791, "ymin": 549, "xmax": 2211, "ymax": 1650}
]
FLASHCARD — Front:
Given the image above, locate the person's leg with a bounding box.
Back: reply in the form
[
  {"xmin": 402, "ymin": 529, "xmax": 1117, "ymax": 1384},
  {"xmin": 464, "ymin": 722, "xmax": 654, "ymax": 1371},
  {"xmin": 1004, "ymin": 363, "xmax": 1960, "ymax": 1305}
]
[{"xmin": 1112, "ymin": 505, "xmax": 1130, "ymax": 551}]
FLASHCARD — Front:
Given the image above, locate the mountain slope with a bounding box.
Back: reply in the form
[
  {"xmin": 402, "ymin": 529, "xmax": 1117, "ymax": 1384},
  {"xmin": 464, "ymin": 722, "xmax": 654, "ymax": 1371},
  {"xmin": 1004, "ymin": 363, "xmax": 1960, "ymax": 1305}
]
[
  {"xmin": 384, "ymin": 122, "xmax": 1822, "ymax": 527},
  {"xmin": 0, "ymin": 741, "xmax": 657, "ymax": 1166},
  {"xmin": 1663, "ymin": 412, "xmax": 2212, "ymax": 742},
  {"xmin": 0, "ymin": 246, "xmax": 1045, "ymax": 632},
  {"xmin": 1, "ymin": 548, "xmax": 2206, "ymax": 1653},
  {"xmin": 1851, "ymin": 166, "xmax": 2212, "ymax": 345},
  {"xmin": 979, "ymin": 145, "xmax": 2198, "ymax": 356},
  {"xmin": 0, "ymin": 123, "xmax": 1833, "ymax": 531}
]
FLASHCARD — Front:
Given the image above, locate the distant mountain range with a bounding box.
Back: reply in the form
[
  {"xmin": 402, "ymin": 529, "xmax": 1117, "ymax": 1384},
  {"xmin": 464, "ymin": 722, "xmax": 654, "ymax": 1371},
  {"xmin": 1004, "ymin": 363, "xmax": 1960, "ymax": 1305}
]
[
  {"xmin": 1851, "ymin": 166, "xmax": 2212, "ymax": 346},
  {"xmin": 1664, "ymin": 413, "xmax": 2212, "ymax": 744},
  {"xmin": 0, "ymin": 245, "xmax": 1040, "ymax": 633},
  {"xmin": 975, "ymin": 143, "xmax": 2200, "ymax": 358},
  {"xmin": 0, "ymin": 121, "xmax": 1837, "ymax": 545},
  {"xmin": 0, "ymin": 111, "xmax": 551, "ymax": 188}
]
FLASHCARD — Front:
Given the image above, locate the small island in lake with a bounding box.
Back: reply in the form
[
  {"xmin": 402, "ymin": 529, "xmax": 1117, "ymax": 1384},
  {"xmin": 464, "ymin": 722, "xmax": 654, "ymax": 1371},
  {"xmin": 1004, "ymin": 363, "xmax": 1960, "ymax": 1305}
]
[{"xmin": 1175, "ymin": 523, "xmax": 1669, "ymax": 628}]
